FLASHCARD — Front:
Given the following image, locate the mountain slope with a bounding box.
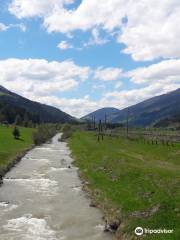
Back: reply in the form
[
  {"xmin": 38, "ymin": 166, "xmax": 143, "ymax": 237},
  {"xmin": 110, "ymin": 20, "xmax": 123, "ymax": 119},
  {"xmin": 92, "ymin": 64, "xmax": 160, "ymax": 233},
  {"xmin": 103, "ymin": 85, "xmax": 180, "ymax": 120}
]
[
  {"xmin": 0, "ymin": 86, "xmax": 75, "ymax": 124},
  {"xmin": 82, "ymin": 107, "xmax": 120, "ymax": 122},
  {"xmin": 112, "ymin": 88, "xmax": 180, "ymax": 126},
  {"xmin": 82, "ymin": 88, "xmax": 180, "ymax": 127}
]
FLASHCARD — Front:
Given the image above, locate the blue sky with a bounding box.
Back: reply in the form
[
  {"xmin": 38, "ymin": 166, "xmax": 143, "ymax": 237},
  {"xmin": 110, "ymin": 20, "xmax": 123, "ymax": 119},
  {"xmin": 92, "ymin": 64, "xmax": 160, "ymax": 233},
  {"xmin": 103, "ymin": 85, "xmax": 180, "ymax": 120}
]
[{"xmin": 0, "ymin": 0, "xmax": 180, "ymax": 117}]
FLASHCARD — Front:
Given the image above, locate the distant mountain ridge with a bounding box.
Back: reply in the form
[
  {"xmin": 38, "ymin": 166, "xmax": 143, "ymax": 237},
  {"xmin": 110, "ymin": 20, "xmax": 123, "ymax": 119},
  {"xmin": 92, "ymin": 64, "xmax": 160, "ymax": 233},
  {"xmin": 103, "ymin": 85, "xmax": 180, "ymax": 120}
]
[
  {"xmin": 82, "ymin": 88, "xmax": 180, "ymax": 127},
  {"xmin": 1, "ymin": 85, "xmax": 179, "ymax": 127},
  {"xmin": 0, "ymin": 86, "xmax": 75, "ymax": 124},
  {"xmin": 82, "ymin": 107, "xmax": 120, "ymax": 122}
]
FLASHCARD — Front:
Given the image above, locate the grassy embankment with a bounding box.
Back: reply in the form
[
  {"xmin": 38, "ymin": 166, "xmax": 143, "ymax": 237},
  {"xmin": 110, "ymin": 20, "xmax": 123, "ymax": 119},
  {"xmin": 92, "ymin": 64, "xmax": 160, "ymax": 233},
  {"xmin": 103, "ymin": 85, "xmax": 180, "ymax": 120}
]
[
  {"xmin": 69, "ymin": 131, "xmax": 180, "ymax": 240},
  {"xmin": 0, "ymin": 125, "xmax": 34, "ymax": 175}
]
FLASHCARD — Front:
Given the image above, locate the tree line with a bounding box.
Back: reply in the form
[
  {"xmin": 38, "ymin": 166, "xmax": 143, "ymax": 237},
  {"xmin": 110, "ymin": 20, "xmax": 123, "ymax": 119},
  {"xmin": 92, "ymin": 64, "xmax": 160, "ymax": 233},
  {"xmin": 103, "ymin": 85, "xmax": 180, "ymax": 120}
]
[{"xmin": 0, "ymin": 103, "xmax": 40, "ymax": 127}]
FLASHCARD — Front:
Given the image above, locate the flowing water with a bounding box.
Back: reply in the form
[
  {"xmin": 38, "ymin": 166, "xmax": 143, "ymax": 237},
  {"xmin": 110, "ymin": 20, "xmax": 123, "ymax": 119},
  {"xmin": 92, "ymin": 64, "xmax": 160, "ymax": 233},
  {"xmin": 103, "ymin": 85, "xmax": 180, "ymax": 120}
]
[{"xmin": 0, "ymin": 134, "xmax": 112, "ymax": 240}]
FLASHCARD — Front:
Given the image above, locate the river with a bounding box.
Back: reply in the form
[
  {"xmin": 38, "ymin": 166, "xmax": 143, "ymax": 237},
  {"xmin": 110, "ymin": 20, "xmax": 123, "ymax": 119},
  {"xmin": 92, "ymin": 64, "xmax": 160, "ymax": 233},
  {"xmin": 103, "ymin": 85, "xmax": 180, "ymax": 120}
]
[{"xmin": 0, "ymin": 134, "xmax": 112, "ymax": 240}]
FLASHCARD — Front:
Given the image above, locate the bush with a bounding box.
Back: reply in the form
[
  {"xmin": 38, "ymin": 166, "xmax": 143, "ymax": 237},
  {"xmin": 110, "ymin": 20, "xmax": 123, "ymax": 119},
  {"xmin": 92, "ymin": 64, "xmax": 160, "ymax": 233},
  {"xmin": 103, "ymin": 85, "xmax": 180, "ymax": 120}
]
[
  {"xmin": 12, "ymin": 126, "xmax": 20, "ymax": 139},
  {"xmin": 61, "ymin": 124, "xmax": 73, "ymax": 141},
  {"xmin": 32, "ymin": 124, "xmax": 57, "ymax": 145}
]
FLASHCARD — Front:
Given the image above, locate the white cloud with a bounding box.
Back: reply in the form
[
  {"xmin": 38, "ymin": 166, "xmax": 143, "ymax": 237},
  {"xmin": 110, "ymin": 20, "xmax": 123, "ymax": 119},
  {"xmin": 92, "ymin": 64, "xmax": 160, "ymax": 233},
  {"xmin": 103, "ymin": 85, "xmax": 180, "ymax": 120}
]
[
  {"xmin": 36, "ymin": 81, "xmax": 179, "ymax": 117},
  {"xmin": 84, "ymin": 29, "xmax": 109, "ymax": 47},
  {"xmin": 0, "ymin": 58, "xmax": 89, "ymax": 97},
  {"xmin": 57, "ymin": 40, "xmax": 73, "ymax": 50},
  {"xmin": 0, "ymin": 23, "xmax": 9, "ymax": 31},
  {"xmin": 102, "ymin": 59, "xmax": 180, "ymax": 111},
  {"xmin": 94, "ymin": 67, "xmax": 123, "ymax": 81},
  {"xmin": 0, "ymin": 58, "xmax": 97, "ymax": 117},
  {"xmin": 9, "ymin": 0, "xmax": 180, "ymax": 61},
  {"xmin": 128, "ymin": 59, "xmax": 180, "ymax": 84},
  {"xmin": 32, "ymin": 95, "xmax": 97, "ymax": 117},
  {"xmin": 33, "ymin": 58, "xmax": 180, "ymax": 117},
  {"xmin": 114, "ymin": 82, "xmax": 123, "ymax": 89},
  {"xmin": 0, "ymin": 58, "xmax": 179, "ymax": 117},
  {"xmin": 104, "ymin": 83, "xmax": 180, "ymax": 111},
  {"xmin": 42, "ymin": 0, "xmax": 126, "ymax": 33},
  {"xmin": 118, "ymin": 0, "xmax": 180, "ymax": 61},
  {"xmin": 14, "ymin": 23, "xmax": 26, "ymax": 32},
  {"xmin": 0, "ymin": 22, "xmax": 26, "ymax": 32},
  {"xmin": 8, "ymin": 0, "xmax": 74, "ymax": 18}
]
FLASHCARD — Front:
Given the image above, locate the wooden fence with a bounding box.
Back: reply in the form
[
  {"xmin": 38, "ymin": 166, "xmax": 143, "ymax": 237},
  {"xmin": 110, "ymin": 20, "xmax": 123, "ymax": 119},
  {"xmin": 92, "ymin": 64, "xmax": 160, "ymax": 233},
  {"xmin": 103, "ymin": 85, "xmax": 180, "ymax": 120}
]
[{"xmin": 103, "ymin": 129, "xmax": 180, "ymax": 145}]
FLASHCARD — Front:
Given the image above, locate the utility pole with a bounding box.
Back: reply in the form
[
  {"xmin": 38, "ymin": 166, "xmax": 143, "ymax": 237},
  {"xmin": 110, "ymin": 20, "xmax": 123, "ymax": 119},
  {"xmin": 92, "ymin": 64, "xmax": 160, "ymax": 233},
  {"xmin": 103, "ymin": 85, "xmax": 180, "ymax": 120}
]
[
  {"xmin": 126, "ymin": 108, "xmax": 129, "ymax": 138},
  {"xmin": 93, "ymin": 116, "xmax": 96, "ymax": 130},
  {"xmin": 91, "ymin": 116, "xmax": 94, "ymax": 130},
  {"xmin": 104, "ymin": 114, "xmax": 107, "ymax": 130},
  {"xmin": 98, "ymin": 120, "xmax": 103, "ymax": 141}
]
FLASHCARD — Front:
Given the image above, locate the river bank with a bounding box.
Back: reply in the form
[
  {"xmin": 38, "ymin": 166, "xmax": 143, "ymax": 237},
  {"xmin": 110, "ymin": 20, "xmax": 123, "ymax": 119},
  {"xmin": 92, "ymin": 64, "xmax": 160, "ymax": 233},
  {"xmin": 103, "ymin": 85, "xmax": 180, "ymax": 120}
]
[
  {"xmin": 0, "ymin": 124, "xmax": 59, "ymax": 183},
  {"xmin": 0, "ymin": 125, "xmax": 34, "ymax": 182},
  {"xmin": 69, "ymin": 131, "xmax": 180, "ymax": 240},
  {"xmin": 0, "ymin": 147, "xmax": 34, "ymax": 184},
  {"xmin": 0, "ymin": 133, "xmax": 112, "ymax": 240}
]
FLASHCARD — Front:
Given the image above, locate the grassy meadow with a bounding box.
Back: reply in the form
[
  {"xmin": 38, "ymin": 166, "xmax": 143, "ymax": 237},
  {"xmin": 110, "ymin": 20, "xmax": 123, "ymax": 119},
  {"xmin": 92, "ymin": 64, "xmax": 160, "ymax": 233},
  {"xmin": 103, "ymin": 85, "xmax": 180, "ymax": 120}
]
[
  {"xmin": 69, "ymin": 131, "xmax": 180, "ymax": 239},
  {"xmin": 0, "ymin": 125, "xmax": 34, "ymax": 171}
]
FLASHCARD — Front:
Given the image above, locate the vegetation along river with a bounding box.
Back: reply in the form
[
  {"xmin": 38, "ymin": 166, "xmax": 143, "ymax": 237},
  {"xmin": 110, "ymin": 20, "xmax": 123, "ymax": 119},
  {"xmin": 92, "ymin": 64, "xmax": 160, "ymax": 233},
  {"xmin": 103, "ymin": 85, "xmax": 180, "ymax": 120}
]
[{"xmin": 0, "ymin": 134, "xmax": 111, "ymax": 240}]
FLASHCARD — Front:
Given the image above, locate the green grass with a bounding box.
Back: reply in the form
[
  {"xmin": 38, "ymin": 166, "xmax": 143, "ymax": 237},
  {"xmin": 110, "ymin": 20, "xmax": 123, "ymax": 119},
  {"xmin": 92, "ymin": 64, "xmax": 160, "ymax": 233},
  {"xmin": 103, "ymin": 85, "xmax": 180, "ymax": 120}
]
[
  {"xmin": 69, "ymin": 131, "xmax": 180, "ymax": 240},
  {"xmin": 0, "ymin": 125, "xmax": 34, "ymax": 170}
]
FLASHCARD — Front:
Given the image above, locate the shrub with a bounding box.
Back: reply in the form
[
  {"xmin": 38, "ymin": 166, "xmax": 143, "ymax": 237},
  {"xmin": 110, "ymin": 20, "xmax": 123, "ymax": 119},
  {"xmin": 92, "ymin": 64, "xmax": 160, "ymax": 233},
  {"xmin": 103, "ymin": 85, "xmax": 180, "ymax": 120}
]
[
  {"xmin": 61, "ymin": 124, "xmax": 73, "ymax": 141},
  {"xmin": 12, "ymin": 126, "xmax": 20, "ymax": 139},
  {"xmin": 32, "ymin": 124, "xmax": 57, "ymax": 145}
]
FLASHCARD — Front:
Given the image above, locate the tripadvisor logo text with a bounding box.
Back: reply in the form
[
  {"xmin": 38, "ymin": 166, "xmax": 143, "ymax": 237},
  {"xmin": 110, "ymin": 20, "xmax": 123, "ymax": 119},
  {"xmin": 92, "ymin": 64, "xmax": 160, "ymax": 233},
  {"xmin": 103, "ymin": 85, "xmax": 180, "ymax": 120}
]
[{"xmin": 135, "ymin": 227, "xmax": 174, "ymax": 236}]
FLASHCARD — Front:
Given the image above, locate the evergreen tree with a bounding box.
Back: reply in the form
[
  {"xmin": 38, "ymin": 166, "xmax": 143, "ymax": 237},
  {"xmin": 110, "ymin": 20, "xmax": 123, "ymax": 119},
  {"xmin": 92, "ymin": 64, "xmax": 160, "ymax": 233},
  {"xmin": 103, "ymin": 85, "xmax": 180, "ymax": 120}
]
[{"xmin": 13, "ymin": 126, "xmax": 20, "ymax": 139}]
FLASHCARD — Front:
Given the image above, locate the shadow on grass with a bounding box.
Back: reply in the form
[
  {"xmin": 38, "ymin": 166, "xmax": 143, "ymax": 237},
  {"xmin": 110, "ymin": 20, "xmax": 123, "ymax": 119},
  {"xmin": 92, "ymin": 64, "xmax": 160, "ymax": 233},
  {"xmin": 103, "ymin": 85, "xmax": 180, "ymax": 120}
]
[{"xmin": 14, "ymin": 138, "xmax": 24, "ymax": 142}]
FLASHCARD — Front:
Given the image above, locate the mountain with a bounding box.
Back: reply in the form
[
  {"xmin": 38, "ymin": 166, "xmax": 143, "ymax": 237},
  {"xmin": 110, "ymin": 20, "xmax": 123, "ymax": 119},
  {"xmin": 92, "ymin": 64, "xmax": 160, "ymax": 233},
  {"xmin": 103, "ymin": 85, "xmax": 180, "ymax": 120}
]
[
  {"xmin": 83, "ymin": 88, "xmax": 180, "ymax": 127},
  {"xmin": 153, "ymin": 112, "xmax": 180, "ymax": 128},
  {"xmin": 82, "ymin": 107, "xmax": 120, "ymax": 122},
  {"xmin": 0, "ymin": 86, "xmax": 75, "ymax": 124},
  {"xmin": 112, "ymin": 88, "xmax": 180, "ymax": 127}
]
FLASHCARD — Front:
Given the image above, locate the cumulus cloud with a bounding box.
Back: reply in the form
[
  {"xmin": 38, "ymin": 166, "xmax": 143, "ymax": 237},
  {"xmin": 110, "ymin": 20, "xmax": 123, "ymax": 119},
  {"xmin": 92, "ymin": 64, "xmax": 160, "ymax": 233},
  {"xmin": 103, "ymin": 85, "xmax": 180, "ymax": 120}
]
[
  {"xmin": 0, "ymin": 58, "xmax": 89, "ymax": 97},
  {"xmin": 104, "ymin": 83, "xmax": 180, "ymax": 111},
  {"xmin": 102, "ymin": 59, "xmax": 180, "ymax": 112},
  {"xmin": 8, "ymin": 0, "xmax": 74, "ymax": 18},
  {"xmin": 33, "ymin": 82, "xmax": 179, "ymax": 117},
  {"xmin": 118, "ymin": 0, "xmax": 180, "ymax": 61},
  {"xmin": 128, "ymin": 59, "xmax": 180, "ymax": 84},
  {"xmin": 25, "ymin": 58, "xmax": 180, "ymax": 117},
  {"xmin": 9, "ymin": 0, "xmax": 180, "ymax": 61},
  {"xmin": 89, "ymin": 59, "xmax": 180, "ymax": 116},
  {"xmin": 57, "ymin": 40, "xmax": 73, "ymax": 50},
  {"xmin": 0, "ymin": 58, "xmax": 179, "ymax": 117},
  {"xmin": 42, "ymin": 0, "xmax": 126, "ymax": 33},
  {"xmin": 48, "ymin": 81, "xmax": 179, "ymax": 117},
  {"xmin": 94, "ymin": 67, "xmax": 123, "ymax": 81},
  {"xmin": 31, "ymin": 95, "xmax": 97, "ymax": 117}
]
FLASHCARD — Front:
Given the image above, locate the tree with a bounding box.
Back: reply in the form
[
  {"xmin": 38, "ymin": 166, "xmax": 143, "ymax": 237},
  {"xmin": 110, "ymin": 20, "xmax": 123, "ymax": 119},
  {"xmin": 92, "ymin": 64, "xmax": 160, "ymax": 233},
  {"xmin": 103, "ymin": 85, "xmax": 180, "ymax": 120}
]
[{"xmin": 13, "ymin": 126, "xmax": 20, "ymax": 139}]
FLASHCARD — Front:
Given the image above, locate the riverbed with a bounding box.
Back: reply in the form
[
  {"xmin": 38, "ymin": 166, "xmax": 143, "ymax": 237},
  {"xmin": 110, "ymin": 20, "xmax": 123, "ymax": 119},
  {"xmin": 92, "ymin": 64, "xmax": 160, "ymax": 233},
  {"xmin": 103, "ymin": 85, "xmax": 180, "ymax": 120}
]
[{"xmin": 0, "ymin": 134, "xmax": 111, "ymax": 240}]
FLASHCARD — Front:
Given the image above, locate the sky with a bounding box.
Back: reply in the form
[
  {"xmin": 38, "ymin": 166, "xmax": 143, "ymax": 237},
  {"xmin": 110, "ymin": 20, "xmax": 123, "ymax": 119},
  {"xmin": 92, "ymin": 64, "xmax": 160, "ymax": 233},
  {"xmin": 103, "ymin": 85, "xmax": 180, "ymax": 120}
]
[{"xmin": 0, "ymin": 0, "xmax": 180, "ymax": 117}]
